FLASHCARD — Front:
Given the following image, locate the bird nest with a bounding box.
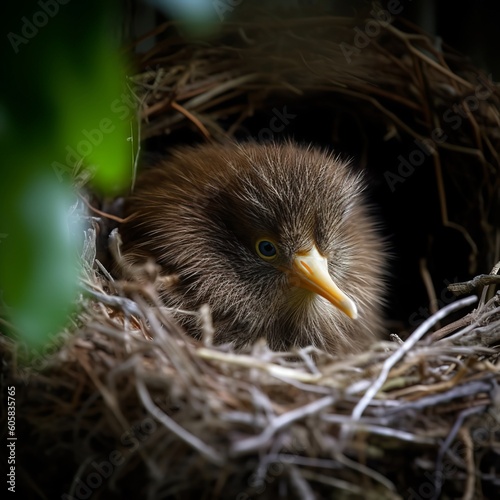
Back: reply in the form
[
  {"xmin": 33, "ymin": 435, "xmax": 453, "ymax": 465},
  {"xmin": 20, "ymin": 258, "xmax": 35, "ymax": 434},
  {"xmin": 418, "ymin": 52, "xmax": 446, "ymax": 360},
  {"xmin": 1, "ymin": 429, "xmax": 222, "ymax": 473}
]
[{"xmin": 3, "ymin": 8, "xmax": 500, "ymax": 500}]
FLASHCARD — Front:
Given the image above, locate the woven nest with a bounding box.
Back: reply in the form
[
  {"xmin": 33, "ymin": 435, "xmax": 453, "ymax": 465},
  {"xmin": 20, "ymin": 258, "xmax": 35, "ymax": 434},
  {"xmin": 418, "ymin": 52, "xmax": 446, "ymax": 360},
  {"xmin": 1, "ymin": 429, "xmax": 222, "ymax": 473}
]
[{"xmin": 3, "ymin": 8, "xmax": 500, "ymax": 500}]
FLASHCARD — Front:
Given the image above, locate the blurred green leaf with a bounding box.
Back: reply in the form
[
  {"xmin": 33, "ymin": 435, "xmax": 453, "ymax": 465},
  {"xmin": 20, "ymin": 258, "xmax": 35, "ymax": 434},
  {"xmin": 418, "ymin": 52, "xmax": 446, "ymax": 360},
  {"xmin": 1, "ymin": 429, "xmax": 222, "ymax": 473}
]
[
  {"xmin": 0, "ymin": 0, "xmax": 132, "ymax": 351},
  {"xmin": 0, "ymin": 176, "xmax": 80, "ymax": 350}
]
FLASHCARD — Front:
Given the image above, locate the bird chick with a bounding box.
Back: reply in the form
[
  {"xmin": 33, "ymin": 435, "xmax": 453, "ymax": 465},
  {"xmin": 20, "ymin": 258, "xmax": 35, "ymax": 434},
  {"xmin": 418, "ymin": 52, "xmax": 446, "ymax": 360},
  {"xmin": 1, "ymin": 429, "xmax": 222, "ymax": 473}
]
[{"xmin": 120, "ymin": 142, "xmax": 386, "ymax": 354}]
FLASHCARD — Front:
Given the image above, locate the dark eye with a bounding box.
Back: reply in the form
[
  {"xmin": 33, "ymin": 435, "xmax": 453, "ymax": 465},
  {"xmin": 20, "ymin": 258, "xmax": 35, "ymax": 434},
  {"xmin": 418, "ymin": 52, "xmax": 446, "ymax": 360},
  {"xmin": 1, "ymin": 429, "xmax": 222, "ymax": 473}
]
[{"xmin": 256, "ymin": 239, "xmax": 277, "ymax": 260}]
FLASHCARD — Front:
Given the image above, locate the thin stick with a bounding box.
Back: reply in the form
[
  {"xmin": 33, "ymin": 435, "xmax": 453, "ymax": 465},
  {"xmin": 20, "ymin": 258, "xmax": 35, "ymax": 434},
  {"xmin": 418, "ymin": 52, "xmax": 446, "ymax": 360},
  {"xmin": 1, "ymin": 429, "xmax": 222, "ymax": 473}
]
[
  {"xmin": 136, "ymin": 376, "xmax": 224, "ymax": 465},
  {"xmin": 420, "ymin": 258, "xmax": 439, "ymax": 316},
  {"xmin": 231, "ymin": 395, "xmax": 335, "ymax": 454},
  {"xmin": 78, "ymin": 194, "xmax": 129, "ymax": 223},
  {"xmin": 170, "ymin": 101, "xmax": 211, "ymax": 139},
  {"xmin": 448, "ymin": 274, "xmax": 500, "ymax": 296}
]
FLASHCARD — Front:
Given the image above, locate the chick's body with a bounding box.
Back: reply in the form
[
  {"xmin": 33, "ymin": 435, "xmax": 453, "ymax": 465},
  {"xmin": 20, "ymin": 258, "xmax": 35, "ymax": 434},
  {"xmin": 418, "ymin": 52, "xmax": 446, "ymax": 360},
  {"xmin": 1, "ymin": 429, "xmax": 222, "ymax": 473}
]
[{"xmin": 121, "ymin": 142, "xmax": 386, "ymax": 354}]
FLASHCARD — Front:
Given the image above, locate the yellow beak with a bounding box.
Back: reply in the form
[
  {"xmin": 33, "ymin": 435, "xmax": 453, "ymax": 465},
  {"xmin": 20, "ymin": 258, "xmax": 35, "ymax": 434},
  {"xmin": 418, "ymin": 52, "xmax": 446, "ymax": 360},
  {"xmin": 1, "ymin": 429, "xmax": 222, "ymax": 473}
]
[{"xmin": 290, "ymin": 246, "xmax": 358, "ymax": 319}]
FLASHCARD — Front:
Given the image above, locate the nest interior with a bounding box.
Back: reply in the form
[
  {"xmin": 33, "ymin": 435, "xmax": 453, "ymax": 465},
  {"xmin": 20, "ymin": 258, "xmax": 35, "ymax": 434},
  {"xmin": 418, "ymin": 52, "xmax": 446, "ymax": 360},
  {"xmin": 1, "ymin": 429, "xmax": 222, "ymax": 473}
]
[{"xmin": 2, "ymin": 4, "xmax": 500, "ymax": 500}]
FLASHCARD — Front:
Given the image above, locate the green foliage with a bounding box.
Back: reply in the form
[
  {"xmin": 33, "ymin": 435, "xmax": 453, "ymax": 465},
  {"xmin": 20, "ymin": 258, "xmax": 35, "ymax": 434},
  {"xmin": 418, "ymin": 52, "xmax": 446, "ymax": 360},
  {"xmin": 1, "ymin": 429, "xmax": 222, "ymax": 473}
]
[{"xmin": 0, "ymin": 0, "xmax": 132, "ymax": 351}]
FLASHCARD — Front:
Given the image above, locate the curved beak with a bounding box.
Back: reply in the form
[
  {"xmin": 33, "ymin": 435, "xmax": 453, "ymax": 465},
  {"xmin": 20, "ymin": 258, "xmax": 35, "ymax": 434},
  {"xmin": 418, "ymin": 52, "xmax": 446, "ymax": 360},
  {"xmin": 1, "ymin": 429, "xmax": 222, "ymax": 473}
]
[{"xmin": 290, "ymin": 246, "xmax": 358, "ymax": 319}]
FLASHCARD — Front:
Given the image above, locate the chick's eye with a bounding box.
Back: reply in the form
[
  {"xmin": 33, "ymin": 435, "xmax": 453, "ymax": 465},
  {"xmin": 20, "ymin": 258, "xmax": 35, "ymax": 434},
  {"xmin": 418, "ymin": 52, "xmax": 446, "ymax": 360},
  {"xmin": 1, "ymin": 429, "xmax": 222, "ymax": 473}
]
[{"xmin": 256, "ymin": 239, "xmax": 277, "ymax": 260}]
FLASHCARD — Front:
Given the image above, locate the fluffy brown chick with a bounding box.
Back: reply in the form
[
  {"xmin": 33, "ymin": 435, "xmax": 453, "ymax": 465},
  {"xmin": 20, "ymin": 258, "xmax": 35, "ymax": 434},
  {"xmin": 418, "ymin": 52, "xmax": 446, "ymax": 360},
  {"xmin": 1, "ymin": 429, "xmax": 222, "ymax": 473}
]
[{"xmin": 120, "ymin": 142, "xmax": 386, "ymax": 354}]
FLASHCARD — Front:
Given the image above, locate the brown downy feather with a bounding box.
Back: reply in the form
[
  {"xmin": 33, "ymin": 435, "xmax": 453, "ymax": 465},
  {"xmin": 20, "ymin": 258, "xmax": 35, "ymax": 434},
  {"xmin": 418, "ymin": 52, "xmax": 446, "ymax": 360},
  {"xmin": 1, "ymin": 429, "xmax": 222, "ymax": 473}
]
[{"xmin": 119, "ymin": 141, "xmax": 387, "ymax": 354}]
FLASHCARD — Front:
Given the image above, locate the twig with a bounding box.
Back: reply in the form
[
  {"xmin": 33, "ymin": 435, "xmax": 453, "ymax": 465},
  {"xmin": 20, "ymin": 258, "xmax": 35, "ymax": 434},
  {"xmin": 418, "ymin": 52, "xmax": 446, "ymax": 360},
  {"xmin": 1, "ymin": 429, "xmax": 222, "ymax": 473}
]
[
  {"xmin": 231, "ymin": 395, "xmax": 335, "ymax": 454},
  {"xmin": 380, "ymin": 381, "xmax": 491, "ymax": 417},
  {"xmin": 81, "ymin": 285, "xmax": 145, "ymax": 318},
  {"xmin": 78, "ymin": 193, "xmax": 129, "ymax": 223},
  {"xmin": 136, "ymin": 375, "xmax": 224, "ymax": 465},
  {"xmin": 298, "ymin": 470, "xmax": 365, "ymax": 496},
  {"xmin": 420, "ymin": 258, "xmax": 439, "ymax": 316},
  {"xmin": 448, "ymin": 274, "xmax": 500, "ymax": 295},
  {"xmin": 428, "ymin": 316, "xmax": 472, "ymax": 342},
  {"xmin": 170, "ymin": 101, "xmax": 211, "ymax": 139},
  {"xmin": 480, "ymin": 260, "xmax": 500, "ymax": 306},
  {"xmin": 334, "ymin": 453, "xmax": 397, "ymax": 493},
  {"xmin": 288, "ymin": 465, "xmax": 316, "ymax": 500},
  {"xmin": 196, "ymin": 348, "xmax": 323, "ymax": 383},
  {"xmin": 432, "ymin": 405, "xmax": 484, "ymax": 500},
  {"xmin": 459, "ymin": 427, "xmax": 476, "ymax": 500}
]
